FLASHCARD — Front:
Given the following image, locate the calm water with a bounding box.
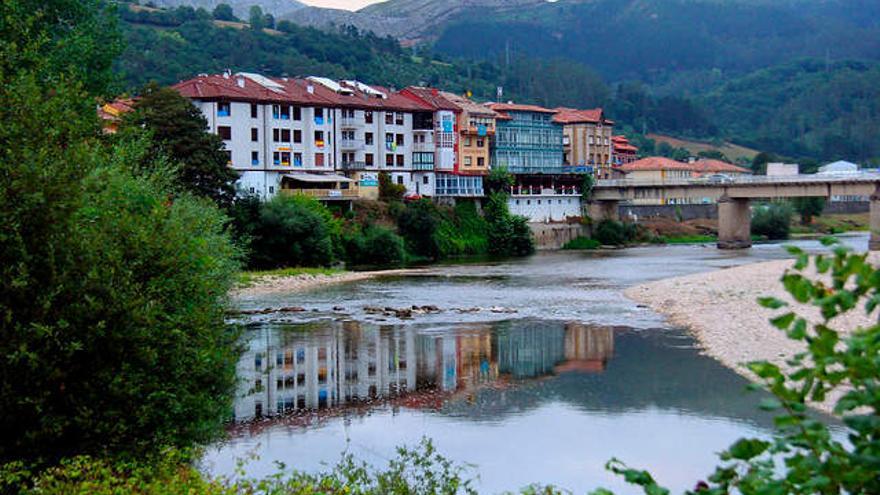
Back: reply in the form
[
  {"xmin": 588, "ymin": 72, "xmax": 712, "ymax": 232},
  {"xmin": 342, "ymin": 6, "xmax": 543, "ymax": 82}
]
[{"xmin": 204, "ymin": 235, "xmax": 864, "ymax": 494}]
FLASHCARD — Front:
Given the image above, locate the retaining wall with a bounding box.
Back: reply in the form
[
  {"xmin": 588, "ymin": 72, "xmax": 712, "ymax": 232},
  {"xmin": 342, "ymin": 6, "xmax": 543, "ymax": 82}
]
[{"xmin": 529, "ymin": 223, "xmax": 589, "ymax": 250}]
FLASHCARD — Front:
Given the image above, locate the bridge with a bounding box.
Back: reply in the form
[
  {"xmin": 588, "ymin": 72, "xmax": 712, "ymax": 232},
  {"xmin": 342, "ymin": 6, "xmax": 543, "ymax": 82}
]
[{"xmin": 591, "ymin": 174, "xmax": 880, "ymax": 250}]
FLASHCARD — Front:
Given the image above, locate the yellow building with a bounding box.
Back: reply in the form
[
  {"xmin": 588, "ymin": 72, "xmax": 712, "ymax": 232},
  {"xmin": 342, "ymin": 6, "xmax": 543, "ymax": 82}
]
[
  {"xmin": 439, "ymin": 91, "xmax": 498, "ymax": 176},
  {"xmin": 618, "ymin": 157, "xmax": 751, "ymax": 205},
  {"xmin": 553, "ymin": 108, "xmax": 614, "ymax": 179}
]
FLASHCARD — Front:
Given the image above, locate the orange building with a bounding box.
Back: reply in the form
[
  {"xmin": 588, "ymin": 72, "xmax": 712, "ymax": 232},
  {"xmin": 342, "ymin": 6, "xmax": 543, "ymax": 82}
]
[
  {"xmin": 553, "ymin": 107, "xmax": 614, "ymax": 178},
  {"xmin": 439, "ymin": 91, "xmax": 498, "ymax": 176}
]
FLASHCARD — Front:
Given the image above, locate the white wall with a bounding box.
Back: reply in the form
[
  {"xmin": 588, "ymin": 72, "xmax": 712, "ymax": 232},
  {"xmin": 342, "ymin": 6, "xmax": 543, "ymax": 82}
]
[{"xmin": 509, "ymin": 195, "xmax": 583, "ymax": 222}]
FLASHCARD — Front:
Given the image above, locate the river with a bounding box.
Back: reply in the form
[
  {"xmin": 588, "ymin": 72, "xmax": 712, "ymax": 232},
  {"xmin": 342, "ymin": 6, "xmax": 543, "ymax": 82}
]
[{"xmin": 203, "ymin": 235, "xmax": 865, "ymax": 494}]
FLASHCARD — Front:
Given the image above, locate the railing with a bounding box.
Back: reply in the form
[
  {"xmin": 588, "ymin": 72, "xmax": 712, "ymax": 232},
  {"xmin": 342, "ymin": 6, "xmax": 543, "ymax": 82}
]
[
  {"xmin": 505, "ymin": 165, "xmax": 592, "ymax": 175},
  {"xmin": 412, "ymin": 162, "xmax": 435, "ymax": 171},
  {"xmin": 436, "ymin": 188, "xmax": 484, "ymax": 197},
  {"xmin": 596, "ymin": 172, "xmax": 880, "ymax": 189},
  {"xmin": 340, "ymin": 161, "xmax": 369, "ymax": 171},
  {"xmin": 461, "ymin": 125, "xmax": 494, "ymax": 135},
  {"xmin": 281, "ymin": 188, "xmax": 359, "ymax": 200},
  {"xmin": 511, "ymin": 188, "xmax": 581, "ymax": 196},
  {"xmin": 413, "ymin": 143, "xmax": 435, "ymax": 152},
  {"xmin": 339, "ymin": 139, "xmax": 364, "ymax": 151},
  {"xmin": 340, "ymin": 117, "xmax": 360, "ymax": 127}
]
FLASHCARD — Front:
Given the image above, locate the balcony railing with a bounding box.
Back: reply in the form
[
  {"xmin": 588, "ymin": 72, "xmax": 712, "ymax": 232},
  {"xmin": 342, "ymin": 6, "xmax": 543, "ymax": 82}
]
[
  {"xmin": 340, "ymin": 116, "xmax": 360, "ymax": 128},
  {"xmin": 413, "ymin": 142, "xmax": 435, "ymax": 152},
  {"xmin": 412, "ymin": 162, "xmax": 435, "ymax": 171},
  {"xmin": 504, "ymin": 165, "xmax": 592, "ymax": 175},
  {"xmin": 461, "ymin": 125, "xmax": 494, "ymax": 136},
  {"xmin": 281, "ymin": 188, "xmax": 359, "ymax": 200},
  {"xmin": 340, "ymin": 161, "xmax": 369, "ymax": 171},
  {"xmin": 511, "ymin": 187, "xmax": 581, "ymax": 196},
  {"xmin": 340, "ymin": 139, "xmax": 364, "ymax": 151}
]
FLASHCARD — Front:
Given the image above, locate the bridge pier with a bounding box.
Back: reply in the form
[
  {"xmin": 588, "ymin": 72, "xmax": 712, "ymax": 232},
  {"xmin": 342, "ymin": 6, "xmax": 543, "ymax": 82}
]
[
  {"xmin": 870, "ymin": 189, "xmax": 880, "ymax": 251},
  {"xmin": 717, "ymin": 195, "xmax": 752, "ymax": 250},
  {"xmin": 588, "ymin": 200, "xmax": 619, "ymax": 222}
]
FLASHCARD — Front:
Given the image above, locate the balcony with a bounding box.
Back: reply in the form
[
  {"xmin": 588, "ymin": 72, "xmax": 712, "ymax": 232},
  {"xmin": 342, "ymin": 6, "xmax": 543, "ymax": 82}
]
[
  {"xmin": 461, "ymin": 125, "xmax": 494, "ymax": 136},
  {"xmin": 412, "ymin": 162, "xmax": 434, "ymax": 171},
  {"xmin": 511, "ymin": 187, "xmax": 581, "ymax": 196},
  {"xmin": 281, "ymin": 189, "xmax": 359, "ymax": 200},
  {"xmin": 413, "ymin": 142, "xmax": 435, "ymax": 152},
  {"xmin": 340, "ymin": 139, "xmax": 364, "ymax": 151},
  {"xmin": 340, "ymin": 116, "xmax": 361, "ymax": 128},
  {"xmin": 505, "ymin": 165, "xmax": 592, "ymax": 175},
  {"xmin": 340, "ymin": 161, "xmax": 369, "ymax": 171}
]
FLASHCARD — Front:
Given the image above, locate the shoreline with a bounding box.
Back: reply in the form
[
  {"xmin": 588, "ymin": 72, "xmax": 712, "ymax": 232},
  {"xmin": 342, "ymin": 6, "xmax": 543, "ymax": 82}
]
[
  {"xmin": 231, "ymin": 268, "xmax": 423, "ymax": 299},
  {"xmin": 625, "ymin": 257, "xmax": 876, "ymax": 415}
]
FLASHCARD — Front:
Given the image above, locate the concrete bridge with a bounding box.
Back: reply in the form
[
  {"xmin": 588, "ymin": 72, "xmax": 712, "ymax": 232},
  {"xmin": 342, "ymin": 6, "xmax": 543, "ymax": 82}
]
[{"xmin": 591, "ymin": 174, "xmax": 880, "ymax": 250}]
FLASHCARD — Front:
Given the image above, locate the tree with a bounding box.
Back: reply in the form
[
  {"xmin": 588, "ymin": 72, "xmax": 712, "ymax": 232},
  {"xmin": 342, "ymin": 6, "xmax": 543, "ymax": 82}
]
[
  {"xmin": 603, "ymin": 241, "xmax": 880, "ymax": 494},
  {"xmin": 122, "ymin": 84, "xmax": 239, "ymax": 209},
  {"xmin": 263, "ymin": 13, "xmax": 275, "ymax": 29},
  {"xmin": 250, "ymin": 195, "xmax": 336, "ymax": 269},
  {"xmin": 752, "ymin": 202, "xmax": 792, "ymax": 240},
  {"xmin": 485, "ymin": 166, "xmax": 514, "ymax": 195},
  {"xmin": 211, "ymin": 3, "xmax": 236, "ymax": 21},
  {"xmin": 484, "ymin": 192, "xmax": 534, "ymax": 257},
  {"xmin": 751, "ymin": 152, "xmax": 777, "ymax": 175},
  {"xmin": 378, "ymin": 172, "xmax": 406, "ymax": 202},
  {"xmin": 397, "ymin": 199, "xmax": 440, "ymax": 260},
  {"xmin": 791, "ymin": 197, "xmax": 826, "ymax": 224},
  {"xmin": 248, "ymin": 5, "xmax": 264, "ymax": 30}
]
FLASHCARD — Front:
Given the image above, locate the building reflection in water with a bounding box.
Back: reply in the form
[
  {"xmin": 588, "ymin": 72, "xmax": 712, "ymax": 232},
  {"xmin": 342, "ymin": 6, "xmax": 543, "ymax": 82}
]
[{"xmin": 233, "ymin": 320, "xmax": 615, "ymax": 422}]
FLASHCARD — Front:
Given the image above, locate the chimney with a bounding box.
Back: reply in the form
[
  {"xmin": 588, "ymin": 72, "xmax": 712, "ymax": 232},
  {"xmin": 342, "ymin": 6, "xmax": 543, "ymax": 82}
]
[
  {"xmin": 307, "ymin": 84, "xmax": 315, "ymax": 94},
  {"xmin": 236, "ymin": 76, "xmax": 245, "ymax": 88},
  {"xmin": 223, "ymin": 69, "xmax": 231, "ymax": 78}
]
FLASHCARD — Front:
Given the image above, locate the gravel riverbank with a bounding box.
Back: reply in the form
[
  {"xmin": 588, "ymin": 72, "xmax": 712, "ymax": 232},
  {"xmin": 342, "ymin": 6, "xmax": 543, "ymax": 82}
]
[
  {"xmin": 625, "ymin": 257, "xmax": 877, "ymax": 414},
  {"xmin": 232, "ymin": 269, "xmax": 421, "ymax": 299}
]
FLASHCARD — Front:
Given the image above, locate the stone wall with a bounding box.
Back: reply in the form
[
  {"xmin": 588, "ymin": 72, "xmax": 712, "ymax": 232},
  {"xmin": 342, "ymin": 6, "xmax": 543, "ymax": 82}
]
[
  {"xmin": 529, "ymin": 222, "xmax": 589, "ymax": 250},
  {"xmin": 619, "ymin": 204, "xmax": 718, "ymax": 221}
]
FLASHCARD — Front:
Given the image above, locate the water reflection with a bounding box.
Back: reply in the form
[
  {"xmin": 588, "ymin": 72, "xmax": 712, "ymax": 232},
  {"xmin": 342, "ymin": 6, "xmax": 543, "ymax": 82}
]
[{"xmin": 233, "ymin": 320, "xmax": 614, "ymax": 423}]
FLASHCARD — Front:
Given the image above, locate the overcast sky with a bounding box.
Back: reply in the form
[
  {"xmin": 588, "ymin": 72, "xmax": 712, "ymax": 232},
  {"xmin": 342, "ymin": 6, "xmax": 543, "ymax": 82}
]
[{"xmin": 300, "ymin": 0, "xmax": 386, "ymax": 10}]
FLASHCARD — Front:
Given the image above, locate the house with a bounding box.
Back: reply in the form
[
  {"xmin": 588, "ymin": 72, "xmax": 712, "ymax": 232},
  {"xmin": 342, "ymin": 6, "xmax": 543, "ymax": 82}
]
[
  {"xmin": 98, "ymin": 98, "xmax": 136, "ymax": 134},
  {"xmin": 487, "ymin": 102, "xmax": 564, "ymax": 174},
  {"xmin": 766, "ymin": 162, "xmax": 799, "ymax": 177},
  {"xmin": 691, "ymin": 159, "xmax": 751, "ymax": 177},
  {"xmin": 618, "ymin": 157, "xmax": 702, "ymax": 205},
  {"xmin": 553, "ymin": 107, "xmax": 615, "ymax": 179},
  {"xmin": 400, "ymin": 87, "xmax": 484, "ymax": 198},
  {"xmin": 611, "ymin": 135, "xmax": 638, "ymax": 166},
  {"xmin": 818, "ymin": 160, "xmax": 859, "ymax": 175},
  {"xmin": 440, "ymin": 91, "xmax": 498, "ymax": 178}
]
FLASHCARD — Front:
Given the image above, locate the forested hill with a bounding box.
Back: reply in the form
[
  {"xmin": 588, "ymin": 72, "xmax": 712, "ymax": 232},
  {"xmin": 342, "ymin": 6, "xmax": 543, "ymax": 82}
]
[{"xmin": 116, "ymin": 2, "xmax": 880, "ymax": 165}]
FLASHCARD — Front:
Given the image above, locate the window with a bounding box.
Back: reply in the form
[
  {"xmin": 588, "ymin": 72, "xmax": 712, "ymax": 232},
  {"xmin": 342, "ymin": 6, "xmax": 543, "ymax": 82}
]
[
  {"xmin": 251, "ymin": 128, "xmax": 258, "ymax": 142},
  {"xmin": 464, "ymin": 156, "xmax": 472, "ymax": 166},
  {"xmin": 396, "ymin": 154, "xmax": 404, "ymax": 167},
  {"xmin": 294, "ymin": 153, "xmax": 302, "ymax": 166},
  {"xmin": 280, "ymin": 152, "xmax": 291, "ymax": 166},
  {"xmin": 385, "ymin": 154, "xmax": 394, "ymax": 167},
  {"xmin": 396, "ymin": 134, "xmax": 404, "ymax": 146},
  {"xmin": 250, "ymin": 103, "xmax": 258, "ymax": 119},
  {"xmin": 477, "ymin": 157, "xmax": 485, "ymax": 167},
  {"xmin": 464, "ymin": 137, "xmax": 472, "ymax": 146},
  {"xmin": 281, "ymin": 129, "xmax": 290, "ymax": 142},
  {"xmin": 251, "ymin": 151, "xmax": 259, "ymax": 165},
  {"xmin": 395, "ymin": 112, "xmax": 404, "ymax": 125},
  {"xmin": 423, "ymin": 176, "xmax": 429, "ymax": 184},
  {"xmin": 385, "ymin": 133, "xmax": 393, "ymax": 144},
  {"xmin": 365, "ymin": 132, "xmax": 374, "ymax": 145},
  {"xmin": 477, "ymin": 139, "xmax": 485, "ymax": 148},
  {"xmin": 315, "ymin": 153, "xmax": 325, "ymax": 167},
  {"xmin": 314, "ymin": 131, "xmax": 324, "ymax": 147},
  {"xmin": 218, "ymin": 102, "xmax": 231, "ymax": 117},
  {"xmin": 293, "ymin": 106, "xmax": 301, "ymax": 121},
  {"xmin": 365, "ymin": 111, "xmax": 373, "ymax": 124},
  {"xmin": 396, "ymin": 176, "xmax": 404, "ymax": 185},
  {"xmin": 314, "ymin": 108, "xmax": 324, "ymax": 125},
  {"xmin": 249, "ymin": 187, "xmax": 255, "ymax": 194},
  {"xmin": 385, "ymin": 113, "xmax": 393, "ymax": 125},
  {"xmin": 218, "ymin": 126, "xmax": 231, "ymax": 140},
  {"xmin": 293, "ymin": 130, "xmax": 302, "ymax": 143},
  {"xmin": 365, "ymin": 153, "xmax": 374, "ymax": 166},
  {"xmin": 272, "ymin": 105, "xmax": 290, "ymax": 120},
  {"xmin": 269, "ymin": 186, "xmax": 274, "ymax": 194}
]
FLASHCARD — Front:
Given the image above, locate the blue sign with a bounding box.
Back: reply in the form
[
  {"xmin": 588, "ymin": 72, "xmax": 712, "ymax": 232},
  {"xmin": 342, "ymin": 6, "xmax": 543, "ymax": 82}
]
[{"xmin": 477, "ymin": 124, "xmax": 487, "ymax": 136}]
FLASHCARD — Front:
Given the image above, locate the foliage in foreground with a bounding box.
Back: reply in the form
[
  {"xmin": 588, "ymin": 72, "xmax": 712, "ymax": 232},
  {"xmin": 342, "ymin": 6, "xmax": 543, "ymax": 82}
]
[
  {"xmin": 2, "ymin": 440, "xmax": 477, "ymax": 495},
  {"xmin": 602, "ymin": 239, "xmax": 880, "ymax": 494}
]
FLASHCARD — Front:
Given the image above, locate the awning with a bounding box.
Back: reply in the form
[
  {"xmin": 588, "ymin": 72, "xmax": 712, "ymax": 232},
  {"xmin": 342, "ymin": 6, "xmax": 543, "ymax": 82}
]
[{"xmin": 282, "ymin": 173, "xmax": 353, "ymax": 183}]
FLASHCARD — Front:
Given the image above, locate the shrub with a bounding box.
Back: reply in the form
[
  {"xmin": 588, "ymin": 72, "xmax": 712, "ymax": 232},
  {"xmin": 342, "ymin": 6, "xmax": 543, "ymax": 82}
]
[
  {"xmin": 485, "ymin": 193, "xmax": 535, "ymax": 257},
  {"xmin": 791, "ymin": 196, "xmax": 826, "ymax": 224},
  {"xmin": 397, "ymin": 199, "xmax": 440, "ymax": 260},
  {"xmin": 342, "ymin": 225, "xmax": 406, "ymax": 267},
  {"xmin": 562, "ymin": 237, "xmax": 601, "ymax": 250},
  {"xmin": 593, "ymin": 219, "xmax": 638, "ymax": 246},
  {"xmin": 752, "ymin": 202, "xmax": 792, "ymax": 240},
  {"xmin": 249, "ymin": 195, "xmax": 336, "ymax": 269},
  {"xmin": 378, "ymin": 172, "xmax": 406, "ymax": 202}
]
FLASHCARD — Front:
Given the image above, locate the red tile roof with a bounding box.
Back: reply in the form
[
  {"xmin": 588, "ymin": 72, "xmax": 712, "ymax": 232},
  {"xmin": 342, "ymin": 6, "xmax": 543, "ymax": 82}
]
[
  {"xmin": 399, "ymin": 87, "xmax": 461, "ymax": 111},
  {"xmin": 486, "ymin": 102, "xmax": 557, "ymax": 114},
  {"xmin": 439, "ymin": 91, "xmax": 498, "ymax": 118},
  {"xmin": 618, "ymin": 157, "xmax": 695, "ymax": 172},
  {"xmin": 553, "ymin": 107, "xmax": 607, "ymax": 124},
  {"xmin": 693, "ymin": 159, "xmax": 751, "ymax": 174},
  {"xmin": 612, "ymin": 135, "xmax": 638, "ymax": 153}
]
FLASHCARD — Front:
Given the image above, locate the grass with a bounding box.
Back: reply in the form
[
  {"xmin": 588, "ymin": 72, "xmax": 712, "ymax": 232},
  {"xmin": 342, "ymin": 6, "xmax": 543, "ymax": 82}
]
[
  {"xmin": 647, "ymin": 133, "xmax": 760, "ymax": 162},
  {"xmin": 562, "ymin": 237, "xmax": 601, "ymax": 250},
  {"xmin": 657, "ymin": 234, "xmax": 717, "ymax": 244},
  {"xmin": 237, "ymin": 267, "xmax": 345, "ymax": 288},
  {"xmin": 790, "ymin": 213, "xmax": 870, "ymax": 235}
]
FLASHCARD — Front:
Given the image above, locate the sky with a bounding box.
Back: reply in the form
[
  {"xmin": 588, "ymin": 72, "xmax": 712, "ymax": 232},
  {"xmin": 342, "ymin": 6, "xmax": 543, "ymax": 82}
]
[{"xmin": 300, "ymin": 0, "xmax": 386, "ymax": 10}]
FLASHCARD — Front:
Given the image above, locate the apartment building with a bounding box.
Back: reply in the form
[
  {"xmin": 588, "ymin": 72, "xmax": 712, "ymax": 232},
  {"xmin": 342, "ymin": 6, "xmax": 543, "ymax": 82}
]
[
  {"xmin": 618, "ymin": 156, "xmax": 751, "ymax": 205},
  {"xmin": 488, "ymin": 103, "xmax": 565, "ymax": 174},
  {"xmin": 553, "ymin": 107, "xmax": 615, "ymax": 179},
  {"xmin": 439, "ymin": 91, "xmax": 498, "ymax": 177},
  {"xmin": 400, "ymin": 87, "xmax": 484, "ymax": 198}
]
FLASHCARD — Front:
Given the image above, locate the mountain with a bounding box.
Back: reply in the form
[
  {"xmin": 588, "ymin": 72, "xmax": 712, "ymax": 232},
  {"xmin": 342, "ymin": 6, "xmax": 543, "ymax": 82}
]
[{"xmin": 150, "ymin": 0, "xmax": 305, "ymax": 19}]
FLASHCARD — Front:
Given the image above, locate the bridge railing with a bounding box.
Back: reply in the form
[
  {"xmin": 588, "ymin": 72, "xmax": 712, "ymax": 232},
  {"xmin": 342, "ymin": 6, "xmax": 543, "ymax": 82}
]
[{"xmin": 597, "ymin": 172, "xmax": 880, "ymax": 188}]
